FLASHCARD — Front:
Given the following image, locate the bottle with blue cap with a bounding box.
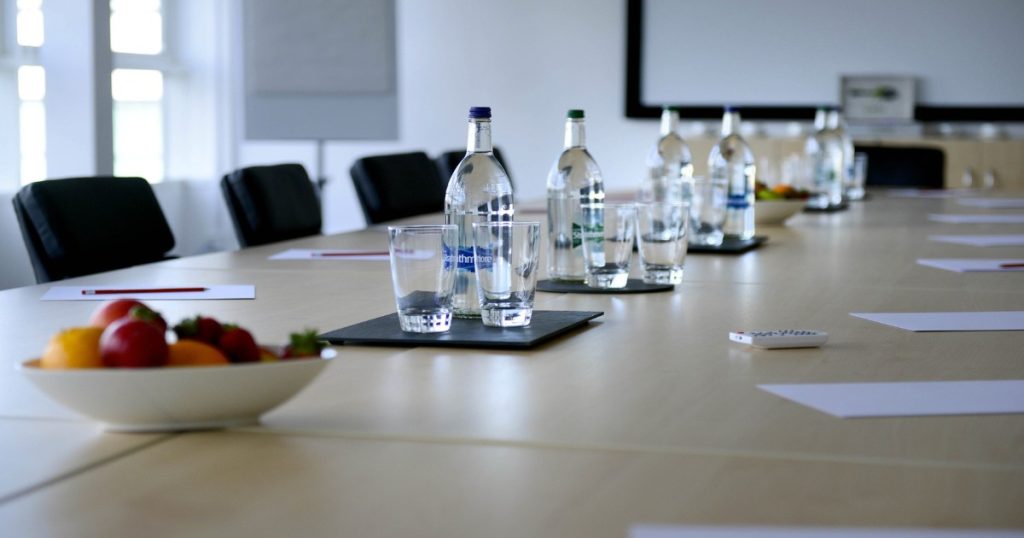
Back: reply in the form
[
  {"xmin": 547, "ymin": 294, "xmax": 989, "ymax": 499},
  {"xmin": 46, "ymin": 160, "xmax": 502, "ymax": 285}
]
[
  {"xmin": 444, "ymin": 106, "xmax": 514, "ymax": 317},
  {"xmin": 708, "ymin": 106, "xmax": 756, "ymax": 240},
  {"xmin": 546, "ymin": 109, "xmax": 605, "ymax": 281}
]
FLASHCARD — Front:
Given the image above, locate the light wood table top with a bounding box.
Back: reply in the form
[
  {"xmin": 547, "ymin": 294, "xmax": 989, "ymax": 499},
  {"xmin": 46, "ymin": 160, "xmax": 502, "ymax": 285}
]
[{"xmin": 1, "ymin": 192, "xmax": 1022, "ymax": 533}]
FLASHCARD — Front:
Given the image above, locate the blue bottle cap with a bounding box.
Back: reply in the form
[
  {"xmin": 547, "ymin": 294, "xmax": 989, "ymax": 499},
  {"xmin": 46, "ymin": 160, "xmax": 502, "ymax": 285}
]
[
  {"xmin": 724, "ymin": 105, "xmax": 737, "ymax": 112},
  {"xmin": 469, "ymin": 106, "xmax": 492, "ymax": 119}
]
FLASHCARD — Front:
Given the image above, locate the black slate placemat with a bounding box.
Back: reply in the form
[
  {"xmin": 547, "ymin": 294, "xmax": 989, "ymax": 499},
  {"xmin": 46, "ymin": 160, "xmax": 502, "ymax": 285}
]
[
  {"xmin": 688, "ymin": 236, "xmax": 767, "ymax": 255},
  {"xmin": 803, "ymin": 202, "xmax": 849, "ymax": 213},
  {"xmin": 320, "ymin": 310, "xmax": 604, "ymax": 349},
  {"xmin": 536, "ymin": 279, "xmax": 673, "ymax": 294}
]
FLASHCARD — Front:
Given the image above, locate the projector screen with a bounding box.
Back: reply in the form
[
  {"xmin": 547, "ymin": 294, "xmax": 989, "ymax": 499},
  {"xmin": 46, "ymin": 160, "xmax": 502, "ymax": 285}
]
[{"xmin": 625, "ymin": 0, "xmax": 1024, "ymax": 121}]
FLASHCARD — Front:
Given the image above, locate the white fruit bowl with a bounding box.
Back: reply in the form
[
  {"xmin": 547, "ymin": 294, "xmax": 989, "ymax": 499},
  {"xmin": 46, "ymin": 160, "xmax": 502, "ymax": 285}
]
[
  {"xmin": 755, "ymin": 199, "xmax": 806, "ymax": 225},
  {"xmin": 17, "ymin": 347, "xmax": 335, "ymax": 432}
]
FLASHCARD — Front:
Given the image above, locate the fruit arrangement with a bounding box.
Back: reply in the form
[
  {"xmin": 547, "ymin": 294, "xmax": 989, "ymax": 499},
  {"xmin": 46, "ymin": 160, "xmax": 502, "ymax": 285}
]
[
  {"xmin": 41, "ymin": 299, "xmax": 325, "ymax": 369},
  {"xmin": 755, "ymin": 181, "xmax": 810, "ymax": 201}
]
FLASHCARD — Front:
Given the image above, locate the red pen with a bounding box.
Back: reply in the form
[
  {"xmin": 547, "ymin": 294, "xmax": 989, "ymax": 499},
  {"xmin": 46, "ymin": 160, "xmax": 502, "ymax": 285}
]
[
  {"xmin": 81, "ymin": 287, "xmax": 208, "ymax": 295},
  {"xmin": 998, "ymin": 263, "xmax": 1024, "ymax": 269},
  {"xmin": 312, "ymin": 251, "xmax": 389, "ymax": 257}
]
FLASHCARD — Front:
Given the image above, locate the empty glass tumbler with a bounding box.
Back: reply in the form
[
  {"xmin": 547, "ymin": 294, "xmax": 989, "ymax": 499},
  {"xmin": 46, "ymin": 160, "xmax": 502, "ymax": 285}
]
[
  {"xmin": 582, "ymin": 203, "xmax": 637, "ymax": 289},
  {"xmin": 387, "ymin": 225, "xmax": 458, "ymax": 333},
  {"xmin": 689, "ymin": 176, "xmax": 727, "ymax": 247},
  {"xmin": 635, "ymin": 202, "xmax": 689, "ymax": 285},
  {"xmin": 472, "ymin": 221, "xmax": 541, "ymax": 327}
]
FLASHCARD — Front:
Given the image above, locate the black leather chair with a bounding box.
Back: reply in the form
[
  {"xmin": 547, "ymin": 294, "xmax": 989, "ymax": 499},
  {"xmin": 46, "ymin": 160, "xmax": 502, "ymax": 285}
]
[
  {"xmin": 435, "ymin": 146, "xmax": 513, "ymax": 188},
  {"xmin": 221, "ymin": 163, "xmax": 322, "ymax": 247},
  {"xmin": 854, "ymin": 145, "xmax": 946, "ymax": 189},
  {"xmin": 12, "ymin": 176, "xmax": 176, "ymax": 284},
  {"xmin": 350, "ymin": 151, "xmax": 447, "ymax": 225}
]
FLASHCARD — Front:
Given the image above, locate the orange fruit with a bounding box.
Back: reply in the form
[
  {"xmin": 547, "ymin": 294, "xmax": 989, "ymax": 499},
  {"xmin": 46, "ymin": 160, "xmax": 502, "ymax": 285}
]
[
  {"xmin": 167, "ymin": 340, "xmax": 230, "ymax": 367},
  {"xmin": 41, "ymin": 327, "xmax": 105, "ymax": 369}
]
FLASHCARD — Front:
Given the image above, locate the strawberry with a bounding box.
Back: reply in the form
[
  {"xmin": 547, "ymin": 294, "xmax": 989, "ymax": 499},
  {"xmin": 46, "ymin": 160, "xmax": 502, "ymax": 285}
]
[
  {"xmin": 217, "ymin": 324, "xmax": 260, "ymax": 363},
  {"xmin": 282, "ymin": 329, "xmax": 326, "ymax": 359},
  {"xmin": 174, "ymin": 315, "xmax": 224, "ymax": 345}
]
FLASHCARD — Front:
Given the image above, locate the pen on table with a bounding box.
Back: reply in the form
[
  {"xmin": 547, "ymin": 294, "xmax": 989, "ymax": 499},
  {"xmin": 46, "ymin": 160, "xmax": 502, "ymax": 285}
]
[
  {"xmin": 81, "ymin": 287, "xmax": 209, "ymax": 295},
  {"xmin": 998, "ymin": 263, "xmax": 1024, "ymax": 269},
  {"xmin": 312, "ymin": 251, "xmax": 390, "ymax": 257}
]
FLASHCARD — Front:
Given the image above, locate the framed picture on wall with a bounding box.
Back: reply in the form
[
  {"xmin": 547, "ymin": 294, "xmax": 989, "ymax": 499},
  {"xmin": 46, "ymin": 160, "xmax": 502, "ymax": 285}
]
[{"xmin": 841, "ymin": 76, "xmax": 916, "ymax": 122}]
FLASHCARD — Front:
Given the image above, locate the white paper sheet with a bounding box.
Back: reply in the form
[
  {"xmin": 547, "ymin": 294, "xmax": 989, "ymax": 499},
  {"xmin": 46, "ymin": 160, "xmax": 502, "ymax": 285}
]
[
  {"xmin": 957, "ymin": 198, "xmax": 1024, "ymax": 209},
  {"xmin": 928, "ymin": 234, "xmax": 1024, "ymax": 247},
  {"xmin": 929, "ymin": 214, "xmax": 1024, "ymax": 224},
  {"xmin": 41, "ymin": 285, "xmax": 256, "ymax": 301},
  {"xmin": 757, "ymin": 380, "xmax": 1024, "ymax": 418},
  {"xmin": 917, "ymin": 258, "xmax": 1024, "ymax": 272},
  {"xmin": 632, "ymin": 525, "xmax": 1024, "ymax": 537},
  {"xmin": 851, "ymin": 311, "xmax": 1024, "ymax": 331},
  {"xmin": 270, "ymin": 248, "xmax": 389, "ymax": 261}
]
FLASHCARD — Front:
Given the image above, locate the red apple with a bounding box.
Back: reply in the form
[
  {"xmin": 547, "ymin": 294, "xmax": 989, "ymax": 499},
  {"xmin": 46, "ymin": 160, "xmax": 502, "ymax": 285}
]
[
  {"xmin": 90, "ymin": 299, "xmax": 147, "ymax": 328},
  {"xmin": 100, "ymin": 318, "xmax": 169, "ymax": 368}
]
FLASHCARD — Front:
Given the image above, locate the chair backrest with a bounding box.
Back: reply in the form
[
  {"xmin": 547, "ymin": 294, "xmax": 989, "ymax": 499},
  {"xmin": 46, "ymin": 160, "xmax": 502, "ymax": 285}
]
[
  {"xmin": 854, "ymin": 145, "xmax": 945, "ymax": 189},
  {"xmin": 435, "ymin": 146, "xmax": 513, "ymax": 189},
  {"xmin": 221, "ymin": 163, "xmax": 322, "ymax": 248},
  {"xmin": 12, "ymin": 176, "xmax": 176, "ymax": 284},
  {"xmin": 350, "ymin": 151, "xmax": 447, "ymax": 225}
]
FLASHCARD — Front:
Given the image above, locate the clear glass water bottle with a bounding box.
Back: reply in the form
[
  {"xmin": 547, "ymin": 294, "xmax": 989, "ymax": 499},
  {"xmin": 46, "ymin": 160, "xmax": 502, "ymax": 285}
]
[
  {"xmin": 546, "ymin": 109, "xmax": 605, "ymax": 282},
  {"xmin": 708, "ymin": 107, "xmax": 756, "ymax": 240},
  {"xmin": 805, "ymin": 107, "xmax": 844, "ymax": 209},
  {"xmin": 827, "ymin": 107, "xmax": 857, "ymax": 201},
  {"xmin": 444, "ymin": 106, "xmax": 514, "ymax": 317},
  {"xmin": 642, "ymin": 106, "xmax": 694, "ymax": 204}
]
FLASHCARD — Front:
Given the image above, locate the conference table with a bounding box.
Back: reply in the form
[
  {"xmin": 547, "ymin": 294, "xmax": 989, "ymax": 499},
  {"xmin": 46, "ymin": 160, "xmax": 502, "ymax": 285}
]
[{"xmin": 0, "ymin": 192, "xmax": 1021, "ymax": 536}]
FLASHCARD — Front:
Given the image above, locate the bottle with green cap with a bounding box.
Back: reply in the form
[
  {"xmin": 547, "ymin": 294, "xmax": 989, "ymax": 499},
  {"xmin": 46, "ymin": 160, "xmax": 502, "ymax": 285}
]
[{"xmin": 546, "ymin": 109, "xmax": 605, "ymax": 282}]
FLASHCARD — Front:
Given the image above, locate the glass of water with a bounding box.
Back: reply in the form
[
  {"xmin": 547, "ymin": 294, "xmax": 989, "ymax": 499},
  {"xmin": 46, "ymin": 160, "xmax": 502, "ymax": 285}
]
[
  {"xmin": 689, "ymin": 175, "xmax": 726, "ymax": 247},
  {"xmin": 472, "ymin": 221, "xmax": 541, "ymax": 327},
  {"xmin": 387, "ymin": 225, "xmax": 458, "ymax": 333},
  {"xmin": 582, "ymin": 203, "xmax": 637, "ymax": 289},
  {"xmin": 636, "ymin": 202, "xmax": 689, "ymax": 285}
]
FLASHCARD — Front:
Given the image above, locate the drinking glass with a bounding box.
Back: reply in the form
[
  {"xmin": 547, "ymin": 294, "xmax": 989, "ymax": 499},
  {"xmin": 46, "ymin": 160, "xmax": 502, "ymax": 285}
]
[
  {"xmin": 387, "ymin": 225, "xmax": 458, "ymax": 333},
  {"xmin": 472, "ymin": 221, "xmax": 541, "ymax": 327},
  {"xmin": 848, "ymin": 152, "xmax": 868, "ymax": 200},
  {"xmin": 689, "ymin": 175, "xmax": 726, "ymax": 246},
  {"xmin": 636, "ymin": 202, "xmax": 689, "ymax": 284},
  {"xmin": 582, "ymin": 203, "xmax": 636, "ymax": 289}
]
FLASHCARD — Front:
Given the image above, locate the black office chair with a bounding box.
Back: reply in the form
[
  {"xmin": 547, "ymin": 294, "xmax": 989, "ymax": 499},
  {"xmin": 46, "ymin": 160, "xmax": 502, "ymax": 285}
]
[
  {"xmin": 435, "ymin": 146, "xmax": 513, "ymax": 189},
  {"xmin": 221, "ymin": 163, "xmax": 323, "ymax": 248},
  {"xmin": 350, "ymin": 151, "xmax": 448, "ymax": 225},
  {"xmin": 854, "ymin": 145, "xmax": 945, "ymax": 189},
  {"xmin": 12, "ymin": 176, "xmax": 176, "ymax": 284}
]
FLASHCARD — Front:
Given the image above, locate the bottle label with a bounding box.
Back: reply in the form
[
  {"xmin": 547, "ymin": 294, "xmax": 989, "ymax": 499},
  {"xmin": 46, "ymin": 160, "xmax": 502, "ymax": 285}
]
[
  {"xmin": 727, "ymin": 194, "xmax": 749, "ymax": 209},
  {"xmin": 571, "ymin": 222, "xmax": 583, "ymax": 248},
  {"xmin": 474, "ymin": 246, "xmax": 494, "ymax": 271},
  {"xmin": 442, "ymin": 244, "xmax": 455, "ymax": 270},
  {"xmin": 456, "ymin": 247, "xmax": 476, "ymax": 272}
]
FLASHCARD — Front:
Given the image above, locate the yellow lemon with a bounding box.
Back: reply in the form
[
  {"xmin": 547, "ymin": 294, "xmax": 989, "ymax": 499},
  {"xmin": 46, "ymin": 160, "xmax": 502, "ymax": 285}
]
[{"xmin": 41, "ymin": 327, "xmax": 105, "ymax": 369}]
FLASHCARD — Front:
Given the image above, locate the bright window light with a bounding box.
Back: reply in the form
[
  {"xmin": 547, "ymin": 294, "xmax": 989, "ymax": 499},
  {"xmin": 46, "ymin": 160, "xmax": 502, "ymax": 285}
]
[
  {"xmin": 110, "ymin": 0, "xmax": 163, "ymax": 54},
  {"xmin": 112, "ymin": 69, "xmax": 164, "ymax": 101},
  {"xmin": 17, "ymin": 66, "xmax": 46, "ymax": 101},
  {"xmin": 16, "ymin": 1, "xmax": 45, "ymax": 47},
  {"xmin": 20, "ymin": 101, "xmax": 47, "ymax": 184}
]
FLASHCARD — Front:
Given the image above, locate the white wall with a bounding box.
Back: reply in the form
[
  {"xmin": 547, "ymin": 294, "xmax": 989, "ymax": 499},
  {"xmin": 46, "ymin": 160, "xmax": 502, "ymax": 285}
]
[{"xmin": 240, "ymin": 0, "xmax": 656, "ymax": 235}]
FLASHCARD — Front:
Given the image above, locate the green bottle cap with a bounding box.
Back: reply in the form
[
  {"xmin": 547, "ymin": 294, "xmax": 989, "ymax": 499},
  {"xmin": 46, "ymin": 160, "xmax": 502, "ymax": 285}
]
[
  {"xmin": 567, "ymin": 109, "xmax": 585, "ymax": 119},
  {"xmin": 664, "ymin": 106, "xmax": 680, "ymax": 113}
]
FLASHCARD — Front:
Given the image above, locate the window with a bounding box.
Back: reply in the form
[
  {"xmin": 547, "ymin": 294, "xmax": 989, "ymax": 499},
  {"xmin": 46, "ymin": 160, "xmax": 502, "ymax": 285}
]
[
  {"xmin": 111, "ymin": 0, "xmax": 166, "ymax": 182},
  {"xmin": 16, "ymin": 0, "xmax": 46, "ymax": 184}
]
